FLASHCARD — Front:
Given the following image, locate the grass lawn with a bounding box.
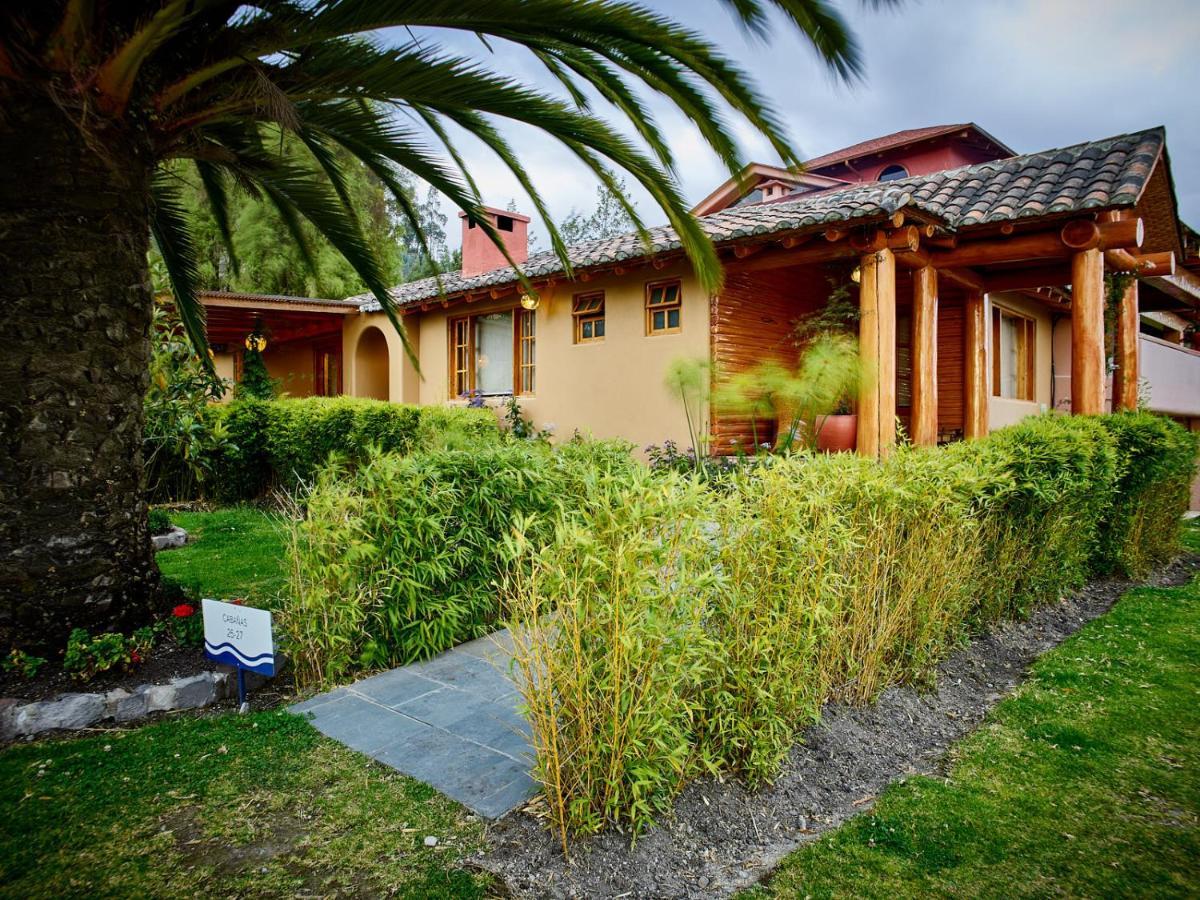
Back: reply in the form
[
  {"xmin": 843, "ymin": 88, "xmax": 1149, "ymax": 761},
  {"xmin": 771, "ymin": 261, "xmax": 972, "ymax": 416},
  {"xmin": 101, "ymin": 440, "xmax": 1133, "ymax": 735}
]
[
  {"xmin": 750, "ymin": 525, "xmax": 1200, "ymax": 898},
  {"xmin": 157, "ymin": 507, "xmax": 289, "ymax": 605},
  {"xmin": 0, "ymin": 711, "xmax": 490, "ymax": 898}
]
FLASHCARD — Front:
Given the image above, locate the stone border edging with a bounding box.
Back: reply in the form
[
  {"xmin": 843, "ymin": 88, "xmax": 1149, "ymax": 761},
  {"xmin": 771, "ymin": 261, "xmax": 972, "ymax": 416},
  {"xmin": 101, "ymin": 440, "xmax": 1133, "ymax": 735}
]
[
  {"xmin": 152, "ymin": 525, "xmax": 189, "ymax": 551},
  {"xmin": 0, "ymin": 665, "xmax": 273, "ymax": 741}
]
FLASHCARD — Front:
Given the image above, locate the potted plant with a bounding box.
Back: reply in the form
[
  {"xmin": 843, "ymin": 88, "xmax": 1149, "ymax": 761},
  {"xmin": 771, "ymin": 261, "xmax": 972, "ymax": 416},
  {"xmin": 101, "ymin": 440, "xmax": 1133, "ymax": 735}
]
[{"xmin": 791, "ymin": 270, "xmax": 861, "ymax": 452}]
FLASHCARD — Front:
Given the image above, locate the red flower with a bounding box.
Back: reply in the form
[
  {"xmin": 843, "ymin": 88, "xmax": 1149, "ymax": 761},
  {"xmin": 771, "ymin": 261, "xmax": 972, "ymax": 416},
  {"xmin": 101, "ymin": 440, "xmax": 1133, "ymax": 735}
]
[
  {"xmin": 130, "ymin": 650, "xmax": 142, "ymax": 664},
  {"xmin": 172, "ymin": 604, "xmax": 196, "ymax": 618},
  {"xmin": 230, "ymin": 598, "xmax": 244, "ymax": 606}
]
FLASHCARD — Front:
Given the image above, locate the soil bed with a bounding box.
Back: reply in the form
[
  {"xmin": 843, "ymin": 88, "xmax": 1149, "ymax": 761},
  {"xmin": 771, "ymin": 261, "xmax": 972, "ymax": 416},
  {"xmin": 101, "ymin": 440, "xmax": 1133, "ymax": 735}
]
[
  {"xmin": 474, "ymin": 554, "xmax": 1200, "ymax": 899},
  {"xmin": 0, "ymin": 635, "xmax": 211, "ymax": 703}
]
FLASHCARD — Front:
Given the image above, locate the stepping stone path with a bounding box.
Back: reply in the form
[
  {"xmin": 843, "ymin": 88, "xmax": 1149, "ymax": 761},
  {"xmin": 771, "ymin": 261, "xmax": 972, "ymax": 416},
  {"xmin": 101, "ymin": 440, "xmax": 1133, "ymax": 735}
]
[{"xmin": 290, "ymin": 630, "xmax": 538, "ymax": 819}]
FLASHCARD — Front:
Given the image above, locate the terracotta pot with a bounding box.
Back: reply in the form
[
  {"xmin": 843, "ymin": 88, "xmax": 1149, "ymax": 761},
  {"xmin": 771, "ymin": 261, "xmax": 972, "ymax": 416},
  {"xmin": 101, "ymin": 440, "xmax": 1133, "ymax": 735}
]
[{"xmin": 816, "ymin": 414, "xmax": 857, "ymax": 453}]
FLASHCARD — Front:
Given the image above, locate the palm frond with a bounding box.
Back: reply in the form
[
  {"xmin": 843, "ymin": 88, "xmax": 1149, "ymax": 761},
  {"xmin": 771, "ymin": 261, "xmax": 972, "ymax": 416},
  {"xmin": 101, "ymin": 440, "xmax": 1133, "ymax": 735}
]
[
  {"xmin": 149, "ymin": 175, "xmax": 212, "ymax": 375},
  {"xmin": 193, "ymin": 159, "xmax": 239, "ymax": 275}
]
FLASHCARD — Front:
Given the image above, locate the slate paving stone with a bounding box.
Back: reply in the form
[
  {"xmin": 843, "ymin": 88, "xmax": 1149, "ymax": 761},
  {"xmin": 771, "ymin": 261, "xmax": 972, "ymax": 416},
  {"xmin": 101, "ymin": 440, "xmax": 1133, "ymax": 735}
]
[
  {"xmin": 301, "ymin": 693, "xmax": 429, "ymax": 755},
  {"xmin": 293, "ymin": 629, "xmax": 539, "ymax": 818},
  {"xmin": 350, "ymin": 668, "xmax": 442, "ymax": 708}
]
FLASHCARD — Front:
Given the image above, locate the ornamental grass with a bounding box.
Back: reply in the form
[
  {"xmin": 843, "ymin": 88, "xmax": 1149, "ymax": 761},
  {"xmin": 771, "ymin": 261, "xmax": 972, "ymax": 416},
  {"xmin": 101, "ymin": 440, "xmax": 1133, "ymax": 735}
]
[{"xmin": 503, "ymin": 412, "xmax": 1197, "ymax": 849}]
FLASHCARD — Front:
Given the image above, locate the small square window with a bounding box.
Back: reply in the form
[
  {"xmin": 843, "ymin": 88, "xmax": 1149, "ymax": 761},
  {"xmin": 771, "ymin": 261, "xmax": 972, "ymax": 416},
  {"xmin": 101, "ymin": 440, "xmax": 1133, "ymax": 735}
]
[
  {"xmin": 498, "ymin": 215, "xmax": 514, "ymax": 232},
  {"xmin": 645, "ymin": 280, "xmax": 682, "ymax": 335},
  {"xmin": 573, "ymin": 292, "xmax": 606, "ymax": 344}
]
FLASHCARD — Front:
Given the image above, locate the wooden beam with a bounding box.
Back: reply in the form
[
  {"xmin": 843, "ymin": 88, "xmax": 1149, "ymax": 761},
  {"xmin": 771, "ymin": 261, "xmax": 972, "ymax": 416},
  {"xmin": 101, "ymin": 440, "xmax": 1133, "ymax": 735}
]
[
  {"xmin": 1114, "ymin": 276, "xmax": 1139, "ymax": 411},
  {"xmin": 1071, "ymin": 247, "xmax": 1106, "ymax": 414},
  {"xmin": 857, "ymin": 248, "xmax": 897, "ymax": 459},
  {"xmin": 983, "ymin": 265, "xmax": 1071, "ymax": 293},
  {"xmin": 931, "ymin": 218, "xmax": 1144, "ymax": 269},
  {"xmin": 941, "ymin": 266, "xmax": 985, "ymax": 293},
  {"xmin": 964, "ymin": 290, "xmax": 988, "ymax": 439},
  {"xmin": 895, "ymin": 247, "xmax": 932, "ymax": 269},
  {"xmin": 728, "ymin": 238, "xmax": 859, "ymax": 274},
  {"xmin": 1105, "ymin": 249, "xmax": 1175, "ymax": 276},
  {"xmin": 911, "ymin": 266, "xmax": 938, "ymax": 446}
]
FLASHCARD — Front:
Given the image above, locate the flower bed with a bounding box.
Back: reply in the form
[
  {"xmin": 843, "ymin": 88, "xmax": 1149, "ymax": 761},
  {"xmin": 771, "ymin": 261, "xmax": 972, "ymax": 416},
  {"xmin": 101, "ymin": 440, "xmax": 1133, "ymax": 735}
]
[{"xmin": 502, "ymin": 412, "xmax": 1198, "ymax": 845}]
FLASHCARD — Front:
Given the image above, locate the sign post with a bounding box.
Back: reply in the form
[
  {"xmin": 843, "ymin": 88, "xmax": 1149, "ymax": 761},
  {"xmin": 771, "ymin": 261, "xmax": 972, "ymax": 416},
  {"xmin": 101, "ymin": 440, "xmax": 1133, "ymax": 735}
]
[{"xmin": 202, "ymin": 598, "xmax": 275, "ymax": 713}]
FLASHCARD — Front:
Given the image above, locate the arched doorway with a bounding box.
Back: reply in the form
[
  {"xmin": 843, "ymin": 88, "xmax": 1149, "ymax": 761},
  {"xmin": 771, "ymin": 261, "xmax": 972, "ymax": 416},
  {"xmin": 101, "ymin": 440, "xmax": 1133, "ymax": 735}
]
[{"xmin": 355, "ymin": 327, "xmax": 390, "ymax": 401}]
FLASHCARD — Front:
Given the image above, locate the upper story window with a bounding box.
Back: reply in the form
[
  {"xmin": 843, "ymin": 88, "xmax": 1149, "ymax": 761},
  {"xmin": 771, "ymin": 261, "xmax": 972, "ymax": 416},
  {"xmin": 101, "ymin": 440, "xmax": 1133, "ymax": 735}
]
[
  {"xmin": 992, "ymin": 306, "xmax": 1036, "ymax": 401},
  {"xmin": 449, "ymin": 307, "xmax": 535, "ymax": 397},
  {"xmin": 645, "ymin": 280, "xmax": 682, "ymax": 335},
  {"xmin": 573, "ymin": 292, "xmax": 605, "ymax": 343},
  {"xmin": 878, "ymin": 164, "xmax": 909, "ymax": 182}
]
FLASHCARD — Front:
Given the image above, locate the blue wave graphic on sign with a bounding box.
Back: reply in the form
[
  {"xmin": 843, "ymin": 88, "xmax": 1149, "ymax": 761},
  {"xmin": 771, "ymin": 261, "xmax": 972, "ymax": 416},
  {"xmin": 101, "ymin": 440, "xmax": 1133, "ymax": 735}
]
[{"xmin": 204, "ymin": 640, "xmax": 275, "ymax": 676}]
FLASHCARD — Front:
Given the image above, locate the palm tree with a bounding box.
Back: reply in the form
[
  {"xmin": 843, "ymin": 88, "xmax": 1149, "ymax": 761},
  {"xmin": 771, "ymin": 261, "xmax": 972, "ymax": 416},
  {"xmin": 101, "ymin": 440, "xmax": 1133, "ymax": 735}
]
[{"xmin": 0, "ymin": 0, "xmax": 876, "ymax": 647}]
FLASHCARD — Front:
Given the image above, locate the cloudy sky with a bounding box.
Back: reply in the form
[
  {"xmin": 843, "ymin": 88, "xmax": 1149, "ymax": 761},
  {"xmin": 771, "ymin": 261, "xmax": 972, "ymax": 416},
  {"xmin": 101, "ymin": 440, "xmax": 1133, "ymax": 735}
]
[{"xmin": 401, "ymin": 0, "xmax": 1200, "ymax": 250}]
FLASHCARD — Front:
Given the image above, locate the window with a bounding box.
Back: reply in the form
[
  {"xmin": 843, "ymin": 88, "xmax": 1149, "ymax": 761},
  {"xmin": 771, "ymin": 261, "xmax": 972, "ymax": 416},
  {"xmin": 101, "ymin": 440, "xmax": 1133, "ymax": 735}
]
[
  {"xmin": 449, "ymin": 308, "xmax": 535, "ymax": 396},
  {"xmin": 573, "ymin": 292, "xmax": 605, "ymax": 343},
  {"xmin": 645, "ymin": 280, "xmax": 682, "ymax": 335},
  {"xmin": 497, "ymin": 215, "xmax": 514, "ymax": 232},
  {"xmin": 519, "ymin": 310, "xmax": 536, "ymax": 394},
  {"xmin": 992, "ymin": 306, "xmax": 1036, "ymax": 401},
  {"xmin": 878, "ymin": 164, "xmax": 909, "ymax": 182}
]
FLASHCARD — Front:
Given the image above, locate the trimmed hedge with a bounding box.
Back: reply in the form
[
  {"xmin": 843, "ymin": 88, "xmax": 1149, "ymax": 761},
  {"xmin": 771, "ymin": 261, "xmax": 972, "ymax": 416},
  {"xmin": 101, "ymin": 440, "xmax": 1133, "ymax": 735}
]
[
  {"xmin": 502, "ymin": 411, "xmax": 1197, "ymax": 842},
  {"xmin": 204, "ymin": 397, "xmax": 501, "ymax": 501}
]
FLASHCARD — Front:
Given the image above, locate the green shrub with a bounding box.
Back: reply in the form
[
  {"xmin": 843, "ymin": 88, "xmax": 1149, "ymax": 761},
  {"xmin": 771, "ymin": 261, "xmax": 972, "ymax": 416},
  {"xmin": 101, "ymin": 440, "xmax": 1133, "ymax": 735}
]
[
  {"xmin": 504, "ymin": 412, "xmax": 1197, "ymax": 843},
  {"xmin": 205, "ymin": 397, "xmax": 502, "ymax": 502},
  {"xmin": 280, "ymin": 439, "xmax": 637, "ymax": 687},
  {"xmin": 63, "ymin": 627, "xmax": 157, "ymax": 681},
  {"xmin": 148, "ymin": 508, "xmax": 172, "ymax": 536},
  {"xmin": 1095, "ymin": 411, "xmax": 1198, "ymax": 575}
]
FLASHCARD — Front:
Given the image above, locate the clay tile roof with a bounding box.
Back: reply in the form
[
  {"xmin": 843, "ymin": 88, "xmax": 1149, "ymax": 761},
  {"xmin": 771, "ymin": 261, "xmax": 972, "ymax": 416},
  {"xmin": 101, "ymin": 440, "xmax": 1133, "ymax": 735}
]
[
  {"xmin": 355, "ymin": 127, "xmax": 1167, "ymax": 312},
  {"xmin": 801, "ymin": 123, "xmax": 1013, "ymax": 171}
]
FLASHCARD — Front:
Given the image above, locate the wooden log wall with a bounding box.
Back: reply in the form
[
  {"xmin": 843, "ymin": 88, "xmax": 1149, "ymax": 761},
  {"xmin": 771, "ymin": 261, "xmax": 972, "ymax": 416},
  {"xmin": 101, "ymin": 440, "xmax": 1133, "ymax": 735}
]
[{"xmin": 710, "ymin": 266, "xmax": 827, "ymax": 453}]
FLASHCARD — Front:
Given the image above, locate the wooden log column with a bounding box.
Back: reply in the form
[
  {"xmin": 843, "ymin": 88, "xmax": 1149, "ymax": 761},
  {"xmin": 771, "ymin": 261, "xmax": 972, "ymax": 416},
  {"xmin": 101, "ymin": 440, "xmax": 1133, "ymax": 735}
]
[
  {"xmin": 857, "ymin": 248, "xmax": 897, "ymax": 458},
  {"xmin": 964, "ymin": 290, "xmax": 988, "ymax": 439},
  {"xmin": 1113, "ymin": 276, "xmax": 1140, "ymax": 411},
  {"xmin": 1071, "ymin": 247, "xmax": 1106, "ymax": 414},
  {"xmin": 911, "ymin": 266, "xmax": 938, "ymax": 445}
]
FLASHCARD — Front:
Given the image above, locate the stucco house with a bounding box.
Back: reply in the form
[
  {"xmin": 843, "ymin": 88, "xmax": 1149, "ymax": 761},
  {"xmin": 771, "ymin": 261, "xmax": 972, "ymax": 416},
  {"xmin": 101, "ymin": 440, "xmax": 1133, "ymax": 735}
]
[{"xmin": 203, "ymin": 123, "xmax": 1200, "ymax": 498}]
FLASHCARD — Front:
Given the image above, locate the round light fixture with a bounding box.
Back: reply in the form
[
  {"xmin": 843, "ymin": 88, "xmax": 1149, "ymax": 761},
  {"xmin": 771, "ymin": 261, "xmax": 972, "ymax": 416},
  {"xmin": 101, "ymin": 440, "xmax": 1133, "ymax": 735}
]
[
  {"xmin": 850, "ymin": 266, "xmax": 861, "ymax": 284},
  {"xmin": 520, "ymin": 292, "xmax": 539, "ymax": 311},
  {"xmin": 244, "ymin": 331, "xmax": 268, "ymax": 352}
]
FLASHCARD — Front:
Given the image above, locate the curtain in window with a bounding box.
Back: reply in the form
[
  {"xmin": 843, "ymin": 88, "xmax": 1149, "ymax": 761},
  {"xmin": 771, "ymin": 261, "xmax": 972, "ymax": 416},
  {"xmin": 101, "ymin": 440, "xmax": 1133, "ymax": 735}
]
[{"xmin": 475, "ymin": 311, "xmax": 513, "ymax": 395}]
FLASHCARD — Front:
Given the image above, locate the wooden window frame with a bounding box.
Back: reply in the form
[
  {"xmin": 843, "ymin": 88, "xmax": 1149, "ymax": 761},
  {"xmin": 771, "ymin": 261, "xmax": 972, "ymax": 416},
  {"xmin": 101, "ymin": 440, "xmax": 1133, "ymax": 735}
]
[
  {"xmin": 645, "ymin": 279, "xmax": 682, "ymax": 336},
  {"xmin": 448, "ymin": 307, "xmax": 536, "ymax": 398},
  {"xmin": 991, "ymin": 304, "xmax": 1036, "ymax": 402},
  {"xmin": 572, "ymin": 291, "xmax": 606, "ymax": 344}
]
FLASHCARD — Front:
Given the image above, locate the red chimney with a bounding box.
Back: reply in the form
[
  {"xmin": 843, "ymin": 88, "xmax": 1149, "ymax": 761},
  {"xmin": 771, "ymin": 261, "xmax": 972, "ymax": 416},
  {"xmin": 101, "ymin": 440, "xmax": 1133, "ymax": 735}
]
[{"xmin": 460, "ymin": 206, "xmax": 530, "ymax": 276}]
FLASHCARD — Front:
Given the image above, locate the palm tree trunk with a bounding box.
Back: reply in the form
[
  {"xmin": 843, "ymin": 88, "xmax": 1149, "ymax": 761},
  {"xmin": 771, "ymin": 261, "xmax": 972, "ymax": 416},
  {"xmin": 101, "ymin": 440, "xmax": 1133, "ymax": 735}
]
[{"xmin": 0, "ymin": 91, "xmax": 158, "ymax": 648}]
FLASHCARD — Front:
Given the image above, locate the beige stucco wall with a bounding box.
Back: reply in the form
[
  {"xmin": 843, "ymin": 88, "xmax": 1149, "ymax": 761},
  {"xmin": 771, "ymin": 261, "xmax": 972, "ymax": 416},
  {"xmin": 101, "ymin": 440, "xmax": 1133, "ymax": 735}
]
[
  {"xmin": 349, "ymin": 262, "xmax": 709, "ymax": 451},
  {"xmin": 263, "ymin": 343, "xmax": 315, "ymax": 397},
  {"xmin": 212, "ymin": 351, "xmax": 237, "ymax": 402},
  {"xmin": 342, "ymin": 312, "xmax": 420, "ymax": 404},
  {"xmin": 987, "ymin": 291, "xmax": 1055, "ymax": 431}
]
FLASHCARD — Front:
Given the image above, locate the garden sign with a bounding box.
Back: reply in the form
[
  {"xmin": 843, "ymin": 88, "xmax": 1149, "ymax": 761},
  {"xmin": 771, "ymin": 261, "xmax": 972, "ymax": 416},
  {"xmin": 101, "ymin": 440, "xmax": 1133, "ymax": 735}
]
[{"xmin": 202, "ymin": 598, "xmax": 275, "ymax": 712}]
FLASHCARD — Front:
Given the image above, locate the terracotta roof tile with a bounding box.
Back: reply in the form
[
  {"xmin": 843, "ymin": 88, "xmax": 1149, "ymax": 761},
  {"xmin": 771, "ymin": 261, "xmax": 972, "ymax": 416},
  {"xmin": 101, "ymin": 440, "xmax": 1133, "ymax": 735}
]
[{"xmin": 356, "ymin": 128, "xmax": 1165, "ymax": 311}]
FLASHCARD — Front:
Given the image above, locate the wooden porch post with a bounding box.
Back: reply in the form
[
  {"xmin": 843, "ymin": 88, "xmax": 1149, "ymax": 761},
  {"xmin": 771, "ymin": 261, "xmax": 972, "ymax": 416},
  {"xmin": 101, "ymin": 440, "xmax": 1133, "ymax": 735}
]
[
  {"xmin": 1071, "ymin": 247, "xmax": 1106, "ymax": 414},
  {"xmin": 857, "ymin": 248, "xmax": 897, "ymax": 458},
  {"xmin": 1114, "ymin": 276, "xmax": 1140, "ymax": 411},
  {"xmin": 964, "ymin": 290, "xmax": 988, "ymax": 439},
  {"xmin": 911, "ymin": 266, "xmax": 938, "ymax": 446}
]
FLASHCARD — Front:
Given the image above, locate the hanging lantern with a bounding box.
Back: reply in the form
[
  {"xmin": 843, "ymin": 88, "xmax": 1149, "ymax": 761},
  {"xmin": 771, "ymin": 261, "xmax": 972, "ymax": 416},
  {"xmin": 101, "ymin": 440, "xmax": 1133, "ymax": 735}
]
[
  {"xmin": 244, "ymin": 331, "xmax": 268, "ymax": 352},
  {"xmin": 520, "ymin": 292, "xmax": 539, "ymax": 311},
  {"xmin": 850, "ymin": 266, "xmax": 862, "ymax": 284}
]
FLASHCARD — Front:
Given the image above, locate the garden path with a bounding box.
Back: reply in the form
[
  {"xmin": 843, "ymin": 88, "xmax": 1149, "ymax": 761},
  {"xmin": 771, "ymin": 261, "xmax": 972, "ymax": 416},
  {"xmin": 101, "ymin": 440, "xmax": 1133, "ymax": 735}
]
[{"xmin": 290, "ymin": 630, "xmax": 537, "ymax": 819}]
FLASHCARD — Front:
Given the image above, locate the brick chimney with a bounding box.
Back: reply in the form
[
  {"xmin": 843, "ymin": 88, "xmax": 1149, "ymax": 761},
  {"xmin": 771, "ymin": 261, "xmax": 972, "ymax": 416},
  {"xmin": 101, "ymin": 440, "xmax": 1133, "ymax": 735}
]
[{"xmin": 460, "ymin": 206, "xmax": 530, "ymax": 276}]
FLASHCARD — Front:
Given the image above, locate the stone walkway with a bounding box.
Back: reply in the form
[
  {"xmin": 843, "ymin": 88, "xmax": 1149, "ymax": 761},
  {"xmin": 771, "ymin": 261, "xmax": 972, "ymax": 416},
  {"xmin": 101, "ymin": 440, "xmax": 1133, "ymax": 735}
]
[{"xmin": 290, "ymin": 630, "xmax": 538, "ymax": 819}]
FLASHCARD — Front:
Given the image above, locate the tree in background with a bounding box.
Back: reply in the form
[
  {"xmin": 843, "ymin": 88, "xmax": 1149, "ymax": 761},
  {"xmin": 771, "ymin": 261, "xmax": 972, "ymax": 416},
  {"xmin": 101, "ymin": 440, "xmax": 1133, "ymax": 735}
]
[
  {"xmin": 0, "ymin": 0, "xmax": 878, "ymax": 647},
  {"xmin": 558, "ymin": 177, "xmax": 638, "ymax": 244}
]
